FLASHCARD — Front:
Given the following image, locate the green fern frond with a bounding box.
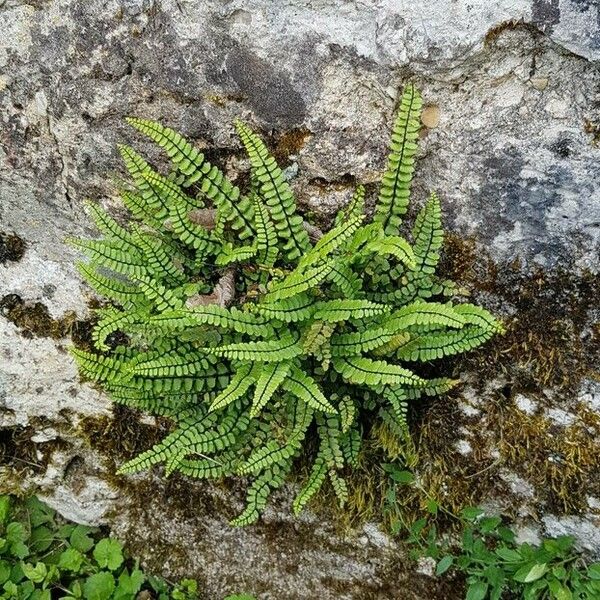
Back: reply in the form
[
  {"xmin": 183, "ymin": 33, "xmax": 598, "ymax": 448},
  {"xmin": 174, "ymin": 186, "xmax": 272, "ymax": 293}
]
[
  {"xmin": 298, "ymin": 189, "xmax": 365, "ymax": 269},
  {"xmin": 253, "ymin": 194, "xmax": 279, "ymax": 268},
  {"xmin": 384, "ymin": 301, "xmax": 465, "ymax": 331},
  {"xmin": 374, "ymin": 84, "xmax": 422, "ymax": 234},
  {"xmin": 124, "ymin": 118, "xmax": 206, "ymax": 186},
  {"xmin": 235, "ymin": 120, "xmax": 310, "ymax": 260},
  {"xmin": 396, "ymin": 326, "xmax": 497, "ymax": 361},
  {"xmin": 318, "ymin": 416, "xmax": 345, "ymax": 470},
  {"xmin": 333, "ymin": 357, "xmax": 426, "ymax": 387},
  {"xmin": 327, "ymin": 260, "xmax": 362, "ymax": 299},
  {"xmin": 167, "ymin": 199, "xmax": 218, "ymax": 254},
  {"xmin": 141, "ymin": 170, "xmax": 196, "ymax": 212},
  {"xmin": 282, "ymin": 366, "xmax": 336, "ymax": 413},
  {"xmin": 382, "ymin": 387, "xmax": 409, "ymax": 430},
  {"xmin": 206, "ymin": 333, "xmax": 302, "ymax": 362},
  {"xmin": 345, "ymin": 221, "xmax": 384, "ymax": 254},
  {"xmin": 76, "ymin": 263, "xmax": 145, "ymax": 306},
  {"xmin": 341, "ymin": 428, "xmax": 361, "ymax": 468},
  {"xmin": 312, "ymin": 299, "xmax": 390, "ymax": 322},
  {"xmin": 118, "ymin": 145, "xmax": 170, "ymax": 219},
  {"xmin": 126, "ymin": 119, "xmax": 255, "ymax": 240},
  {"xmin": 119, "ymin": 189, "xmax": 162, "ymax": 229},
  {"xmin": 454, "ymin": 303, "xmax": 504, "ymax": 332},
  {"xmin": 329, "ymin": 470, "xmax": 349, "ymax": 507},
  {"xmin": 339, "ymin": 396, "xmax": 356, "ymax": 433},
  {"xmin": 263, "ymin": 261, "xmax": 333, "ymax": 302},
  {"xmin": 68, "ymin": 238, "xmax": 147, "ymax": 279},
  {"xmin": 92, "ymin": 308, "xmax": 141, "ymax": 351},
  {"xmin": 249, "ymin": 294, "xmax": 315, "ymax": 323},
  {"xmin": 412, "ymin": 192, "xmax": 443, "ymax": 275},
  {"xmin": 330, "ymin": 326, "xmax": 396, "ymax": 356},
  {"xmin": 215, "ymin": 243, "xmax": 257, "ymax": 266},
  {"xmin": 131, "ymin": 351, "xmax": 216, "ymax": 378},
  {"xmin": 302, "ymin": 321, "xmax": 335, "ymax": 356},
  {"xmin": 130, "ymin": 230, "xmax": 186, "ymax": 285},
  {"xmin": 230, "ymin": 469, "xmax": 281, "ymax": 527},
  {"xmin": 149, "ymin": 306, "xmax": 272, "ymax": 338},
  {"xmin": 177, "ymin": 455, "xmax": 232, "ymax": 479},
  {"xmin": 251, "ymin": 361, "xmax": 291, "ymax": 417},
  {"xmin": 415, "ymin": 377, "xmax": 460, "ymax": 397},
  {"xmin": 238, "ymin": 439, "xmax": 300, "ymax": 476},
  {"xmin": 209, "ymin": 365, "xmax": 256, "ymax": 412},
  {"xmin": 134, "ymin": 275, "xmax": 186, "ymax": 311},
  {"xmin": 370, "ymin": 332, "xmax": 411, "ymax": 357},
  {"xmin": 71, "ymin": 348, "xmax": 129, "ymax": 384},
  {"xmin": 84, "ymin": 201, "xmax": 136, "ymax": 247},
  {"xmin": 292, "ymin": 458, "xmax": 327, "ymax": 515},
  {"xmin": 119, "ymin": 408, "xmax": 251, "ymax": 476},
  {"xmin": 363, "ymin": 235, "xmax": 416, "ymax": 269}
]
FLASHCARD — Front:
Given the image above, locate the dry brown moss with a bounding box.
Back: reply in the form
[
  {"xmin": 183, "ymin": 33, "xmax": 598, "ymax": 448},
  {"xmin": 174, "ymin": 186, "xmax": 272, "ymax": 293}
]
[
  {"xmin": 483, "ymin": 20, "xmax": 541, "ymax": 48},
  {"xmin": 0, "ymin": 421, "xmax": 72, "ymax": 495},
  {"xmin": 78, "ymin": 405, "xmax": 171, "ymax": 466},
  {"xmin": 584, "ymin": 119, "xmax": 600, "ymax": 146},
  {"xmin": 0, "ymin": 294, "xmax": 95, "ymax": 349},
  {"xmin": 272, "ymin": 127, "xmax": 312, "ymax": 163},
  {"xmin": 490, "ymin": 402, "xmax": 600, "ymax": 513},
  {"xmin": 0, "ymin": 232, "xmax": 26, "ymax": 264}
]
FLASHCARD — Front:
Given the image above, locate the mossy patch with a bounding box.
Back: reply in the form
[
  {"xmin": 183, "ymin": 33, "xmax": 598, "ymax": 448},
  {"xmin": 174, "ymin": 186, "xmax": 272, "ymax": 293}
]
[
  {"xmin": 490, "ymin": 402, "xmax": 600, "ymax": 513},
  {"xmin": 272, "ymin": 127, "xmax": 312, "ymax": 164},
  {"xmin": 434, "ymin": 238, "xmax": 597, "ymax": 514},
  {"xmin": 445, "ymin": 235, "xmax": 599, "ymax": 394},
  {"xmin": 584, "ymin": 119, "xmax": 600, "ymax": 146},
  {"xmin": 76, "ymin": 405, "xmax": 239, "ymax": 520},
  {"xmin": 78, "ymin": 405, "xmax": 172, "ymax": 466},
  {"xmin": 483, "ymin": 20, "xmax": 541, "ymax": 48},
  {"xmin": 0, "ymin": 294, "xmax": 94, "ymax": 348},
  {"xmin": 0, "ymin": 232, "xmax": 26, "ymax": 264},
  {"xmin": 0, "ymin": 421, "xmax": 71, "ymax": 495}
]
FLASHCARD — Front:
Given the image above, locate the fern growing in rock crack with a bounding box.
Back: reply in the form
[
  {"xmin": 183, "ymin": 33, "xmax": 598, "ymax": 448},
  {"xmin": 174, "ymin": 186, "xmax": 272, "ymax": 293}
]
[{"xmin": 70, "ymin": 84, "xmax": 502, "ymax": 525}]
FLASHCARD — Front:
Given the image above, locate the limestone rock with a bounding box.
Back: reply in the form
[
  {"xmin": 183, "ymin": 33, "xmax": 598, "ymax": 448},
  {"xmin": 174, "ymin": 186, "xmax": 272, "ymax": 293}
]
[{"xmin": 1, "ymin": 1, "xmax": 599, "ymax": 597}]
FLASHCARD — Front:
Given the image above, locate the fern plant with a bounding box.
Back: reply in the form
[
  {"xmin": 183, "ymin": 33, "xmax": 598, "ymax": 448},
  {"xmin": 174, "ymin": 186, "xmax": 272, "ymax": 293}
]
[{"xmin": 70, "ymin": 85, "xmax": 502, "ymax": 525}]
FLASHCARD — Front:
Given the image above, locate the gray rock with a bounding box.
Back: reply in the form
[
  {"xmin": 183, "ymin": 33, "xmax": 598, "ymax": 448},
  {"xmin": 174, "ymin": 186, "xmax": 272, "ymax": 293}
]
[
  {"xmin": 1, "ymin": 0, "xmax": 600, "ymax": 597},
  {"xmin": 542, "ymin": 515, "xmax": 600, "ymax": 554},
  {"xmin": 515, "ymin": 394, "xmax": 538, "ymax": 415}
]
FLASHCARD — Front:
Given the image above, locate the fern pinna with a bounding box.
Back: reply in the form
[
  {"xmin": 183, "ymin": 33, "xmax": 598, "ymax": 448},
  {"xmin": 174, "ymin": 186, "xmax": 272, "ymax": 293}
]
[{"xmin": 71, "ymin": 85, "xmax": 502, "ymax": 525}]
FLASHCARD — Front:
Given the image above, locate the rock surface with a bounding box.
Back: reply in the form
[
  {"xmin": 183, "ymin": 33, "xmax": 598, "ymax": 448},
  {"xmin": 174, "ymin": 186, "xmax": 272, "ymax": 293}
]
[{"xmin": 1, "ymin": 1, "xmax": 599, "ymax": 598}]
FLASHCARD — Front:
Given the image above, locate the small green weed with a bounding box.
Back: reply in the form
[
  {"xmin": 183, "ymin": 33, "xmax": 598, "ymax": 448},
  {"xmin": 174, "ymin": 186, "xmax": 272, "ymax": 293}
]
[
  {"xmin": 0, "ymin": 494, "xmax": 201, "ymax": 599},
  {"xmin": 383, "ymin": 465, "xmax": 600, "ymax": 599}
]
